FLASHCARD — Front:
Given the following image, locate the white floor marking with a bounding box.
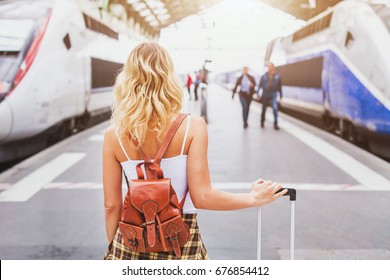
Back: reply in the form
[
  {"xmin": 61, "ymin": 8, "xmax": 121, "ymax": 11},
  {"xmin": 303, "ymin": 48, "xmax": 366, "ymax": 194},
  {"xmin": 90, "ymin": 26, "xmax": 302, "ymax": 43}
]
[
  {"xmin": 252, "ymin": 107, "xmax": 390, "ymax": 190},
  {"xmin": 0, "ymin": 153, "xmax": 86, "ymax": 202},
  {"xmin": 43, "ymin": 182, "xmax": 104, "ymax": 189},
  {"xmin": 88, "ymin": 134, "xmax": 104, "ymax": 141}
]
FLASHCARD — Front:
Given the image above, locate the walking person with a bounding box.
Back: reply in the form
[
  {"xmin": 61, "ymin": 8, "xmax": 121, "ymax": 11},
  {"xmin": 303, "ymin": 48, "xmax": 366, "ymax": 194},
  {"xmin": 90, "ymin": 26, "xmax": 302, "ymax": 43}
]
[
  {"xmin": 193, "ymin": 72, "xmax": 201, "ymax": 101},
  {"xmin": 186, "ymin": 73, "xmax": 192, "ymax": 100},
  {"xmin": 258, "ymin": 63, "xmax": 283, "ymax": 130},
  {"xmin": 103, "ymin": 43, "xmax": 287, "ymax": 260},
  {"xmin": 232, "ymin": 66, "xmax": 256, "ymax": 129}
]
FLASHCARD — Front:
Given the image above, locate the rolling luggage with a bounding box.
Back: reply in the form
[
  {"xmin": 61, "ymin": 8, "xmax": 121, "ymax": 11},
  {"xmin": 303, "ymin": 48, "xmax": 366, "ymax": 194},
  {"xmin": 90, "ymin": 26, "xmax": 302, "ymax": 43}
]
[{"xmin": 257, "ymin": 188, "xmax": 296, "ymax": 260}]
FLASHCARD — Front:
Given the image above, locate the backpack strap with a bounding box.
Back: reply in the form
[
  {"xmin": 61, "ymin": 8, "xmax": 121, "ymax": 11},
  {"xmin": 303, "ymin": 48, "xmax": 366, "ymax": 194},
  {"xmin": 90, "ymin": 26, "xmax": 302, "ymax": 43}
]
[
  {"xmin": 180, "ymin": 115, "xmax": 191, "ymax": 155},
  {"xmin": 135, "ymin": 113, "xmax": 188, "ymax": 179},
  {"xmin": 137, "ymin": 149, "xmax": 164, "ymax": 179},
  {"xmin": 179, "ymin": 192, "xmax": 187, "ymax": 211},
  {"xmin": 154, "ymin": 113, "xmax": 188, "ymax": 165}
]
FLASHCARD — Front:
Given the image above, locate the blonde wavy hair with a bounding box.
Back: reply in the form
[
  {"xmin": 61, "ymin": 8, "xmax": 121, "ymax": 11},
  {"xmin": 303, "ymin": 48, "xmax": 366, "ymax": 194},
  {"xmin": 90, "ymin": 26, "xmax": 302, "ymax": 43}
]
[{"xmin": 111, "ymin": 42, "xmax": 183, "ymax": 147}]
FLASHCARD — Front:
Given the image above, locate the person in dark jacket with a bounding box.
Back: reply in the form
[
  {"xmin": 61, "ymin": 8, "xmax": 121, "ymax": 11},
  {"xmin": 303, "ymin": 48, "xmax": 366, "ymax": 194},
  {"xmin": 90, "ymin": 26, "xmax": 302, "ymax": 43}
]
[
  {"xmin": 257, "ymin": 63, "xmax": 283, "ymax": 130},
  {"xmin": 232, "ymin": 66, "xmax": 256, "ymax": 129}
]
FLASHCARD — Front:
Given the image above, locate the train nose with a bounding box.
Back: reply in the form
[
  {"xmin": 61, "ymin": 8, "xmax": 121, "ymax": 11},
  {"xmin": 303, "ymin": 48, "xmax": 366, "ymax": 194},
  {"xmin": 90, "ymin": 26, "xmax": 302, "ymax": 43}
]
[{"xmin": 0, "ymin": 100, "xmax": 13, "ymax": 142}]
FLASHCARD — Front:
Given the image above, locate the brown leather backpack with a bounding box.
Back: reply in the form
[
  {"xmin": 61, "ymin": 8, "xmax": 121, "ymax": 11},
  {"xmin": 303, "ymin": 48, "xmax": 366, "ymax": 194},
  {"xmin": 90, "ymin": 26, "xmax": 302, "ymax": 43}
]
[{"xmin": 119, "ymin": 114, "xmax": 190, "ymax": 257}]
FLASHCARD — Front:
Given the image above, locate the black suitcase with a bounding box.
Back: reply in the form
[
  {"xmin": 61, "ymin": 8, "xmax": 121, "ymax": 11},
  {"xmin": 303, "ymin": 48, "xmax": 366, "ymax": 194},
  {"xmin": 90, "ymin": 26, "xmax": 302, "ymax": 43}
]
[{"xmin": 257, "ymin": 188, "xmax": 296, "ymax": 260}]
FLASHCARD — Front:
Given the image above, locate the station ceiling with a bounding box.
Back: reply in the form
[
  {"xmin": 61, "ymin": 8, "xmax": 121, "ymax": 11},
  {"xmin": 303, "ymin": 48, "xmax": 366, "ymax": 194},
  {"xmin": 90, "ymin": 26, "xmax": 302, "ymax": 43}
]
[{"xmin": 111, "ymin": 0, "xmax": 343, "ymax": 37}]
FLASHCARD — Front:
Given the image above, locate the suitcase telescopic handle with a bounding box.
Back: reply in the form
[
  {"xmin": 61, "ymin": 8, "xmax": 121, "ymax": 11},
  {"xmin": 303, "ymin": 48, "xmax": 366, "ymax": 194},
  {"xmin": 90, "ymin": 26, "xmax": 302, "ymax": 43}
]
[{"xmin": 277, "ymin": 188, "xmax": 296, "ymax": 201}]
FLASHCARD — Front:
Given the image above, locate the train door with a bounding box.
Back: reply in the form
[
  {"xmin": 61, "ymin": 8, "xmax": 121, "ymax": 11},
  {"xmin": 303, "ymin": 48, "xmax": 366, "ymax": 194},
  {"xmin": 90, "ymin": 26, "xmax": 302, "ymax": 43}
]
[
  {"xmin": 62, "ymin": 7, "xmax": 86, "ymax": 119},
  {"xmin": 66, "ymin": 5, "xmax": 91, "ymax": 130}
]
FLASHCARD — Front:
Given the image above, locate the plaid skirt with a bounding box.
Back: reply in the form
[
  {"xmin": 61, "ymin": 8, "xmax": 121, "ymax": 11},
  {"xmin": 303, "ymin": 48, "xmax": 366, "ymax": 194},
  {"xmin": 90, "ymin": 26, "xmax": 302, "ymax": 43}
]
[{"xmin": 104, "ymin": 213, "xmax": 208, "ymax": 260}]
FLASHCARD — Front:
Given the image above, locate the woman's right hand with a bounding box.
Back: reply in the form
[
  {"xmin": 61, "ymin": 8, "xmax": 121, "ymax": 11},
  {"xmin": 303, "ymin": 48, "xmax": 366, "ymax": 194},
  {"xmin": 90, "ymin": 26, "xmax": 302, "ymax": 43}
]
[{"xmin": 251, "ymin": 179, "xmax": 288, "ymax": 207}]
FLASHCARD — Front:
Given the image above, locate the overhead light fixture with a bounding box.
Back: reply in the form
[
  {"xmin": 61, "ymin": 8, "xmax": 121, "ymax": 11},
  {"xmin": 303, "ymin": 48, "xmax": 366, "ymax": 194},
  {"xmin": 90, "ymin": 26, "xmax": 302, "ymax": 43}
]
[
  {"xmin": 154, "ymin": 7, "xmax": 168, "ymax": 15},
  {"xmin": 133, "ymin": 2, "xmax": 147, "ymax": 11},
  {"xmin": 140, "ymin": 9, "xmax": 152, "ymax": 17},
  {"xmin": 145, "ymin": 14, "xmax": 155, "ymax": 21},
  {"xmin": 146, "ymin": 0, "xmax": 164, "ymax": 9},
  {"xmin": 158, "ymin": 13, "xmax": 170, "ymax": 21},
  {"xmin": 149, "ymin": 19, "xmax": 159, "ymax": 27}
]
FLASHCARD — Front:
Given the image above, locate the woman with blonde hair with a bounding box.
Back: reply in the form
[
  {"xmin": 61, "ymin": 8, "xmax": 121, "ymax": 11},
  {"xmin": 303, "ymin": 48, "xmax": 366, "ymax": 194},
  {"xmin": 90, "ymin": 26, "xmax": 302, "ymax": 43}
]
[{"xmin": 103, "ymin": 42, "xmax": 287, "ymax": 260}]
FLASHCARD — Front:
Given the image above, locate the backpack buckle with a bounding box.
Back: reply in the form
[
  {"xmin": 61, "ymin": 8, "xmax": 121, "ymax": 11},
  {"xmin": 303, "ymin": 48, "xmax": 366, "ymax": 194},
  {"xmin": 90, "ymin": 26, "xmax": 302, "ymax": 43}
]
[
  {"xmin": 128, "ymin": 239, "xmax": 137, "ymax": 250},
  {"xmin": 169, "ymin": 236, "xmax": 178, "ymax": 241},
  {"xmin": 141, "ymin": 220, "xmax": 155, "ymax": 227}
]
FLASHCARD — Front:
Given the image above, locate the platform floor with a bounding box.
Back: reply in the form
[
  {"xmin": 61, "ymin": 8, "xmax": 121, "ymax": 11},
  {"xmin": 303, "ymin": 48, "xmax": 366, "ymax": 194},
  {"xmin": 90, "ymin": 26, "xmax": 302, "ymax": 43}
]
[{"xmin": 0, "ymin": 84, "xmax": 390, "ymax": 260}]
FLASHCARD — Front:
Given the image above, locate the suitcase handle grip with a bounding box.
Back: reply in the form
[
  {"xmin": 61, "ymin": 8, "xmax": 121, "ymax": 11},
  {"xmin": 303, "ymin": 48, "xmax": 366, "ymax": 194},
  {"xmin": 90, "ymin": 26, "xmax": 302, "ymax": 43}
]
[{"xmin": 277, "ymin": 188, "xmax": 296, "ymax": 201}]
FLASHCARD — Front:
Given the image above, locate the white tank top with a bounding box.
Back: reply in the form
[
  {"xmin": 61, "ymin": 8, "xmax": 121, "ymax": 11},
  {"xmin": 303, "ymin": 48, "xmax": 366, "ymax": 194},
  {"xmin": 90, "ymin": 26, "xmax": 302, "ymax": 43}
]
[{"xmin": 117, "ymin": 115, "xmax": 196, "ymax": 213}]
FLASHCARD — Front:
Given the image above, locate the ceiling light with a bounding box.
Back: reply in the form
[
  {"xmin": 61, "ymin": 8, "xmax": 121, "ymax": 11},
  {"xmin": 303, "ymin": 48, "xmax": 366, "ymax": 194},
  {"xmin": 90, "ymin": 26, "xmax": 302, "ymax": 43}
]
[
  {"xmin": 154, "ymin": 7, "xmax": 168, "ymax": 15},
  {"xmin": 146, "ymin": 0, "xmax": 164, "ymax": 9},
  {"xmin": 149, "ymin": 19, "xmax": 159, "ymax": 27},
  {"xmin": 133, "ymin": 2, "xmax": 147, "ymax": 11},
  {"xmin": 145, "ymin": 14, "xmax": 156, "ymax": 21},
  {"xmin": 140, "ymin": 9, "xmax": 152, "ymax": 17},
  {"xmin": 158, "ymin": 13, "xmax": 170, "ymax": 21}
]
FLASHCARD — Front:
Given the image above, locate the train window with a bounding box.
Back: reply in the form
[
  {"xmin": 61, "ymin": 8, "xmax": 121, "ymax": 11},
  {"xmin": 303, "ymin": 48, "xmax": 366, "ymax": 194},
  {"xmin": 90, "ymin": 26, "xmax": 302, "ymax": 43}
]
[
  {"xmin": 345, "ymin": 31, "xmax": 355, "ymax": 48},
  {"xmin": 82, "ymin": 13, "xmax": 118, "ymax": 40},
  {"xmin": 63, "ymin": 33, "xmax": 71, "ymax": 50},
  {"xmin": 91, "ymin": 57, "xmax": 123, "ymax": 89},
  {"xmin": 0, "ymin": 19, "xmax": 34, "ymax": 85},
  {"xmin": 276, "ymin": 56, "xmax": 323, "ymax": 89}
]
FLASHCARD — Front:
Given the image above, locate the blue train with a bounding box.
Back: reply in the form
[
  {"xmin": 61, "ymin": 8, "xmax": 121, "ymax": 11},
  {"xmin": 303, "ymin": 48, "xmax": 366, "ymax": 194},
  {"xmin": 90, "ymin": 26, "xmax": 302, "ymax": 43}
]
[{"xmin": 263, "ymin": 0, "xmax": 390, "ymax": 158}]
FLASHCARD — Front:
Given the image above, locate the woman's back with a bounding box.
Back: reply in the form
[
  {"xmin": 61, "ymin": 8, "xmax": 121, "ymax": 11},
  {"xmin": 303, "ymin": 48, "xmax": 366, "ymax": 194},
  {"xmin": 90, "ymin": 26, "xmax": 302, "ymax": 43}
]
[{"xmin": 115, "ymin": 114, "xmax": 196, "ymax": 213}]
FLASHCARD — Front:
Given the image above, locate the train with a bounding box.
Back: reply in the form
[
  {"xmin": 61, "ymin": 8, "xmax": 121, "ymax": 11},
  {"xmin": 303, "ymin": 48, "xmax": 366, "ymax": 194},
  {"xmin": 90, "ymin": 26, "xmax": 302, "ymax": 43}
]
[
  {"xmin": 217, "ymin": 0, "xmax": 390, "ymax": 158},
  {"xmin": 0, "ymin": 0, "xmax": 139, "ymax": 163}
]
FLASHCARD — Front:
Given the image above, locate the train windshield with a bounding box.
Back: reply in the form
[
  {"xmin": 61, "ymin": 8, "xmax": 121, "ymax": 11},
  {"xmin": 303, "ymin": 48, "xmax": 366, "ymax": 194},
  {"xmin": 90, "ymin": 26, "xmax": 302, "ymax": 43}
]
[
  {"xmin": 0, "ymin": 19, "xmax": 34, "ymax": 93},
  {"xmin": 371, "ymin": 4, "xmax": 390, "ymax": 33}
]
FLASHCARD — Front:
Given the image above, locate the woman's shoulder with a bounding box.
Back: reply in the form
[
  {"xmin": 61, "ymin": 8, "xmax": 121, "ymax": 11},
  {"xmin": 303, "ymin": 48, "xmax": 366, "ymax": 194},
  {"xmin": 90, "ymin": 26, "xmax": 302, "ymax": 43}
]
[
  {"xmin": 188, "ymin": 115, "xmax": 206, "ymax": 129},
  {"xmin": 103, "ymin": 125, "xmax": 118, "ymax": 144},
  {"xmin": 104, "ymin": 124, "xmax": 115, "ymax": 135},
  {"xmin": 187, "ymin": 115, "xmax": 207, "ymax": 139}
]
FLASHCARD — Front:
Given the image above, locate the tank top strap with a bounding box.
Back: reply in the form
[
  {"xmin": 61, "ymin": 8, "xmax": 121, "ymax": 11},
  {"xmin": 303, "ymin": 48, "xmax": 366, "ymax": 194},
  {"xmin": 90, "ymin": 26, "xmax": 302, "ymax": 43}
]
[
  {"xmin": 180, "ymin": 114, "xmax": 191, "ymax": 155},
  {"xmin": 115, "ymin": 130, "xmax": 131, "ymax": 161}
]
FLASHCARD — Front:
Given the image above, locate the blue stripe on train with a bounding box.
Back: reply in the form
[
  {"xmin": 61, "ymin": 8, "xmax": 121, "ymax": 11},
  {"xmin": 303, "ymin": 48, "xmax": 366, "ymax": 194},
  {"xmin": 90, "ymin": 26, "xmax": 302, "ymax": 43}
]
[{"xmin": 282, "ymin": 50, "xmax": 390, "ymax": 134}]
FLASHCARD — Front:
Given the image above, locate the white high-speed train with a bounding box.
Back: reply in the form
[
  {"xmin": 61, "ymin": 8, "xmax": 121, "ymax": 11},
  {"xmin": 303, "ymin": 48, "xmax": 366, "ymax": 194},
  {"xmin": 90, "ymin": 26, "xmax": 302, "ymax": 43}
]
[
  {"xmin": 0, "ymin": 0, "xmax": 138, "ymax": 163},
  {"xmin": 265, "ymin": 0, "xmax": 390, "ymax": 157}
]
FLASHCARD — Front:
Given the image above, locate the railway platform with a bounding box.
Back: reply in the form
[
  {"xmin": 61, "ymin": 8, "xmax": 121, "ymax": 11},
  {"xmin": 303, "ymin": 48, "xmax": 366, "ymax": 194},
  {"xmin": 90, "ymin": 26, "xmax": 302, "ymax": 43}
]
[{"xmin": 0, "ymin": 84, "xmax": 389, "ymax": 260}]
